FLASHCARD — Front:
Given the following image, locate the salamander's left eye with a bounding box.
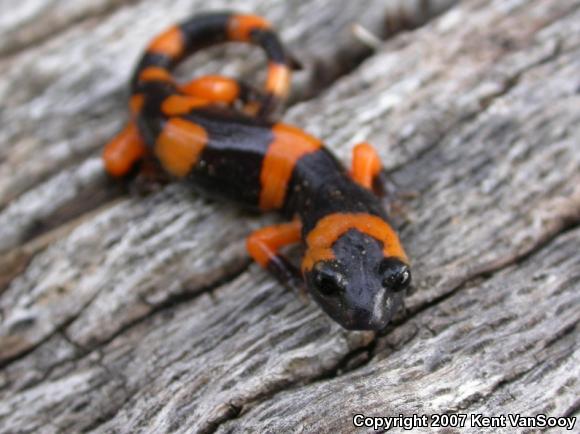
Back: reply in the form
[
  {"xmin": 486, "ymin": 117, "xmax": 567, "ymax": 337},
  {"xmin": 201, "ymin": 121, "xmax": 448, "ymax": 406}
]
[{"xmin": 380, "ymin": 258, "xmax": 411, "ymax": 292}]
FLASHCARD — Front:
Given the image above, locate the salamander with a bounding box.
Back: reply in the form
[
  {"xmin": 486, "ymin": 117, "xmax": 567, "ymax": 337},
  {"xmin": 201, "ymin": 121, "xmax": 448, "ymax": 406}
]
[{"xmin": 102, "ymin": 12, "xmax": 411, "ymax": 330}]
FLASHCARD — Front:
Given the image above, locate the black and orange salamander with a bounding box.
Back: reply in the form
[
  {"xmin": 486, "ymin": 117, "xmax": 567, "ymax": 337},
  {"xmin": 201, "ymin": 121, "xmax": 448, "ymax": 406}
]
[{"xmin": 102, "ymin": 12, "xmax": 411, "ymax": 331}]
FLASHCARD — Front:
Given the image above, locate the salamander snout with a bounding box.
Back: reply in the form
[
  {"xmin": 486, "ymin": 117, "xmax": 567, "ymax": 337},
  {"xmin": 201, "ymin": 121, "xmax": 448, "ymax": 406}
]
[{"xmin": 304, "ymin": 229, "xmax": 411, "ymax": 331}]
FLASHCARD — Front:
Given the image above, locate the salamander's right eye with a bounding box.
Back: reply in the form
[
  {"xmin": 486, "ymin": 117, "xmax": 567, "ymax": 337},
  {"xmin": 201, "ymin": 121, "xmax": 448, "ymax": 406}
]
[
  {"xmin": 312, "ymin": 263, "xmax": 346, "ymax": 297},
  {"xmin": 379, "ymin": 258, "xmax": 411, "ymax": 293}
]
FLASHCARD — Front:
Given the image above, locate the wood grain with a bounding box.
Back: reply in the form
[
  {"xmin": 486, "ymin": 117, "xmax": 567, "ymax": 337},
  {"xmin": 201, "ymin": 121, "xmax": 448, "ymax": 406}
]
[{"xmin": 1, "ymin": 0, "xmax": 578, "ymax": 433}]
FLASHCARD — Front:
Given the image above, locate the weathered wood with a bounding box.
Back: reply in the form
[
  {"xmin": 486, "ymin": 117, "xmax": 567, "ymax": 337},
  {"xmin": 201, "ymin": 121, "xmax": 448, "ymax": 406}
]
[
  {"xmin": 1, "ymin": 0, "xmax": 579, "ymax": 433},
  {"xmin": 228, "ymin": 228, "xmax": 580, "ymax": 433}
]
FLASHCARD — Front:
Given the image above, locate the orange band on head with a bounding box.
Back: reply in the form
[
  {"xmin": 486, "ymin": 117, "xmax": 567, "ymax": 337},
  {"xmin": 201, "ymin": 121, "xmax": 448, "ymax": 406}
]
[
  {"xmin": 302, "ymin": 213, "xmax": 408, "ymax": 271},
  {"xmin": 259, "ymin": 124, "xmax": 321, "ymax": 210},
  {"xmin": 139, "ymin": 67, "xmax": 174, "ymax": 83},
  {"xmin": 155, "ymin": 118, "xmax": 207, "ymax": 177},
  {"xmin": 227, "ymin": 14, "xmax": 271, "ymax": 42},
  {"xmin": 147, "ymin": 26, "xmax": 185, "ymax": 59},
  {"xmin": 161, "ymin": 95, "xmax": 209, "ymax": 115}
]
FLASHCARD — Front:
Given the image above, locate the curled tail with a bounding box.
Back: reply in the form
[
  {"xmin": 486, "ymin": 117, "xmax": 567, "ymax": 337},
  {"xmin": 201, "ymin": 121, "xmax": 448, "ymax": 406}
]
[{"xmin": 130, "ymin": 12, "xmax": 295, "ymax": 116}]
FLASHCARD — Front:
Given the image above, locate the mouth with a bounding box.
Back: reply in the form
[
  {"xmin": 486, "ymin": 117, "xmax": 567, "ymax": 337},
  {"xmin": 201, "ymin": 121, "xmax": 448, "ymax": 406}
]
[{"xmin": 340, "ymin": 291, "xmax": 405, "ymax": 331}]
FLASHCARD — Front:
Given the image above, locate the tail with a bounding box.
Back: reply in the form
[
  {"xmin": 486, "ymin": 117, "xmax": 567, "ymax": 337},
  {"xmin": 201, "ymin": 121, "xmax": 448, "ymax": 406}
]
[{"xmin": 130, "ymin": 12, "xmax": 296, "ymax": 116}]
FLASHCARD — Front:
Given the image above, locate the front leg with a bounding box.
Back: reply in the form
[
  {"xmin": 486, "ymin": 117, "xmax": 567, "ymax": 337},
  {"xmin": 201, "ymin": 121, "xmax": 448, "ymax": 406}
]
[
  {"xmin": 350, "ymin": 142, "xmax": 383, "ymax": 193},
  {"xmin": 246, "ymin": 220, "xmax": 305, "ymax": 296},
  {"xmin": 350, "ymin": 142, "xmax": 416, "ymax": 223}
]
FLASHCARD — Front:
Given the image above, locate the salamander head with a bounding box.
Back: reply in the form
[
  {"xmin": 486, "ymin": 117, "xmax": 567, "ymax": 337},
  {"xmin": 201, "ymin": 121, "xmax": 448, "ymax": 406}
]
[{"xmin": 302, "ymin": 214, "xmax": 410, "ymax": 331}]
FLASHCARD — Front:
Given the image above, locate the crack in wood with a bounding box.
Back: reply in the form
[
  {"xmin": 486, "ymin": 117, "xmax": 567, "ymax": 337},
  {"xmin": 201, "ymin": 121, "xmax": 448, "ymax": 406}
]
[
  {"xmin": 202, "ymin": 220, "xmax": 580, "ymax": 433},
  {"xmin": 0, "ymin": 0, "xmax": 145, "ymax": 58}
]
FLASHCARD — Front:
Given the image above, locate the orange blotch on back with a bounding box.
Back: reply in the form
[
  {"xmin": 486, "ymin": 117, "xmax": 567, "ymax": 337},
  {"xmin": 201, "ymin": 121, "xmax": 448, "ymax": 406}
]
[
  {"xmin": 139, "ymin": 67, "xmax": 173, "ymax": 83},
  {"xmin": 302, "ymin": 213, "xmax": 408, "ymax": 271},
  {"xmin": 180, "ymin": 75, "xmax": 240, "ymax": 103},
  {"xmin": 259, "ymin": 124, "xmax": 321, "ymax": 210},
  {"xmin": 243, "ymin": 100, "xmax": 262, "ymax": 117},
  {"xmin": 155, "ymin": 118, "xmax": 207, "ymax": 177},
  {"xmin": 161, "ymin": 95, "xmax": 208, "ymax": 115},
  {"xmin": 102, "ymin": 123, "xmax": 147, "ymax": 177},
  {"xmin": 266, "ymin": 63, "xmax": 291, "ymax": 99},
  {"xmin": 147, "ymin": 26, "xmax": 185, "ymax": 58},
  {"xmin": 129, "ymin": 94, "xmax": 145, "ymax": 116},
  {"xmin": 227, "ymin": 14, "xmax": 271, "ymax": 42}
]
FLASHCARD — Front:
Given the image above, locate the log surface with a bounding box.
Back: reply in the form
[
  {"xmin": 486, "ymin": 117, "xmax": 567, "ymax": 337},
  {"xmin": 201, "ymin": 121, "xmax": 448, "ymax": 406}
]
[{"xmin": 1, "ymin": 0, "xmax": 579, "ymax": 433}]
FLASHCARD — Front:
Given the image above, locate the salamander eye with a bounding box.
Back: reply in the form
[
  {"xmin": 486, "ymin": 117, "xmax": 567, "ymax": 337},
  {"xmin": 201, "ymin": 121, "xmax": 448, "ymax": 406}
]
[
  {"xmin": 380, "ymin": 258, "xmax": 411, "ymax": 292},
  {"xmin": 312, "ymin": 263, "xmax": 346, "ymax": 297}
]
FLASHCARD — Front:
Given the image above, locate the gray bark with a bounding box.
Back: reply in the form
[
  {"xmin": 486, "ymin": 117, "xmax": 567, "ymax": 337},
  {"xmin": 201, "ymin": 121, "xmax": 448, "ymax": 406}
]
[{"xmin": 1, "ymin": 0, "xmax": 579, "ymax": 433}]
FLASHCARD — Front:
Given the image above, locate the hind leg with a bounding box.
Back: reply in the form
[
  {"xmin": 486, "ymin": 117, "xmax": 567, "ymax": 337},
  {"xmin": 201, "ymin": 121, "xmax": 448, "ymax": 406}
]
[
  {"xmin": 180, "ymin": 75, "xmax": 266, "ymax": 112},
  {"xmin": 102, "ymin": 122, "xmax": 147, "ymax": 178},
  {"xmin": 103, "ymin": 121, "xmax": 170, "ymax": 194},
  {"xmin": 180, "ymin": 75, "xmax": 240, "ymax": 104}
]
